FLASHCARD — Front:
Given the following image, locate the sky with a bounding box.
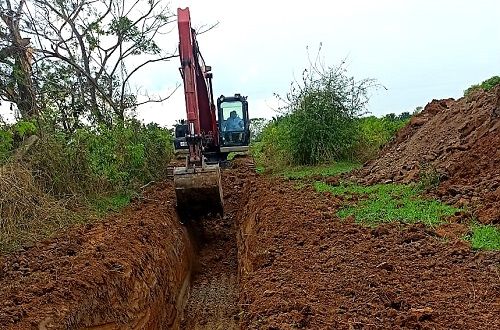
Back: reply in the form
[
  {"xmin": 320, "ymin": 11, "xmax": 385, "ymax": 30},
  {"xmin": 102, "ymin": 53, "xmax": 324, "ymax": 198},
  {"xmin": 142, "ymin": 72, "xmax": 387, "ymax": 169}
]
[{"xmin": 3, "ymin": 0, "xmax": 500, "ymax": 127}]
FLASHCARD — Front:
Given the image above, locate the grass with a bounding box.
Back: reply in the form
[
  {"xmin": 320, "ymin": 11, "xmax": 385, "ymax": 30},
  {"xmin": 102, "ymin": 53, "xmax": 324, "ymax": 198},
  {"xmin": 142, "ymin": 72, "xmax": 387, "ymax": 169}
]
[
  {"xmin": 315, "ymin": 181, "xmax": 460, "ymax": 227},
  {"xmin": 255, "ymin": 165, "xmax": 265, "ymax": 174},
  {"xmin": 468, "ymin": 225, "xmax": 500, "ymax": 250},
  {"xmin": 89, "ymin": 192, "xmax": 132, "ymax": 215},
  {"xmin": 282, "ymin": 161, "xmax": 361, "ymax": 179}
]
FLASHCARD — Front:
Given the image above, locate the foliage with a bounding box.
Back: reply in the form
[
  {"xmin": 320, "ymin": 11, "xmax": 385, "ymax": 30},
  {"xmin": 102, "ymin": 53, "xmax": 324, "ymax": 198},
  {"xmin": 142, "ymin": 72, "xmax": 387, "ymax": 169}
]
[
  {"xmin": 282, "ymin": 161, "xmax": 361, "ymax": 180},
  {"xmin": 352, "ymin": 114, "xmax": 409, "ymax": 162},
  {"xmin": 249, "ymin": 117, "xmax": 268, "ymax": 142},
  {"xmin": 251, "ymin": 51, "xmax": 403, "ymax": 169},
  {"xmin": 25, "ymin": 119, "xmax": 173, "ymax": 196},
  {"xmin": 315, "ymin": 181, "xmax": 460, "ymax": 226},
  {"xmin": 0, "ymin": 128, "xmax": 13, "ymax": 163},
  {"xmin": 89, "ymin": 192, "xmax": 133, "ymax": 215},
  {"xmin": 272, "ymin": 56, "xmax": 379, "ymax": 165},
  {"xmin": 464, "ymin": 76, "xmax": 500, "ymax": 96},
  {"xmin": 418, "ymin": 163, "xmax": 442, "ymax": 190},
  {"xmin": 467, "ymin": 225, "xmax": 500, "ymax": 251}
]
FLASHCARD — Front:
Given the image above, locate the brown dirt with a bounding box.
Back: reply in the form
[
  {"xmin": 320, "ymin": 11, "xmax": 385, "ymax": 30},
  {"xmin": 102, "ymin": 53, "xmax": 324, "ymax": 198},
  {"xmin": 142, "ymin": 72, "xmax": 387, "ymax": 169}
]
[
  {"xmin": 0, "ymin": 181, "xmax": 193, "ymax": 329},
  {"xmin": 354, "ymin": 86, "xmax": 500, "ymax": 224},
  {"xmin": 180, "ymin": 158, "xmax": 255, "ymax": 329},
  {"xmin": 238, "ymin": 177, "xmax": 500, "ymax": 329},
  {"xmin": 1, "ymin": 155, "xmax": 499, "ymax": 330}
]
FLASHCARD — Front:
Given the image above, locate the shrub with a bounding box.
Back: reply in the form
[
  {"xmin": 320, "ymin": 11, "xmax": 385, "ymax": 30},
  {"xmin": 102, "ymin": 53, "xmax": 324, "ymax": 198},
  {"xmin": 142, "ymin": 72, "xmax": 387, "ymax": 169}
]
[
  {"xmin": 352, "ymin": 114, "xmax": 409, "ymax": 162},
  {"xmin": 255, "ymin": 56, "xmax": 379, "ymax": 168},
  {"xmin": 24, "ymin": 119, "xmax": 174, "ymax": 196},
  {"xmin": 0, "ymin": 129, "xmax": 13, "ymax": 164}
]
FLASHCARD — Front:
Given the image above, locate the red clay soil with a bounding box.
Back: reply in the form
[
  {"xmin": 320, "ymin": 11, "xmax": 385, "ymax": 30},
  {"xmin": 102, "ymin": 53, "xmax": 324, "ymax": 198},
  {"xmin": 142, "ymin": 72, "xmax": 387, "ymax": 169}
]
[
  {"xmin": 355, "ymin": 86, "xmax": 500, "ymax": 224},
  {"xmin": 238, "ymin": 177, "xmax": 500, "ymax": 329},
  {"xmin": 180, "ymin": 158, "xmax": 255, "ymax": 329},
  {"xmin": 0, "ymin": 182, "xmax": 192, "ymax": 329}
]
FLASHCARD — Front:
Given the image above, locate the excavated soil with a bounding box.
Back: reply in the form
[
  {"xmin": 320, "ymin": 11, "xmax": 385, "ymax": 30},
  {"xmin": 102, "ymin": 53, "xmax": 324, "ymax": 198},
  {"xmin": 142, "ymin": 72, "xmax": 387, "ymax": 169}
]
[
  {"xmin": 0, "ymin": 182, "xmax": 192, "ymax": 329},
  {"xmin": 238, "ymin": 177, "xmax": 500, "ymax": 329},
  {"xmin": 0, "ymin": 159, "xmax": 254, "ymax": 330},
  {"xmin": 355, "ymin": 87, "xmax": 500, "ymax": 224},
  {"xmin": 1, "ymin": 155, "xmax": 499, "ymax": 329}
]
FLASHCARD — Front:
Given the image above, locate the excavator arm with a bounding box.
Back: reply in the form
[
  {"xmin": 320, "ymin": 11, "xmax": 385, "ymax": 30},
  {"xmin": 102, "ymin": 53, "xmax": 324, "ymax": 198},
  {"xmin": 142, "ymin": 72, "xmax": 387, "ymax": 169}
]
[
  {"xmin": 177, "ymin": 8, "xmax": 219, "ymax": 166},
  {"xmin": 174, "ymin": 8, "xmax": 223, "ymax": 220}
]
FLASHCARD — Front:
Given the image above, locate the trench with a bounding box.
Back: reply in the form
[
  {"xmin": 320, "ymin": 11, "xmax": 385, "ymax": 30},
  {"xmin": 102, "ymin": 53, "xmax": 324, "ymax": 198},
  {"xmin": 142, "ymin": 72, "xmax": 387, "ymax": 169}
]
[
  {"xmin": 178, "ymin": 158, "xmax": 253, "ymax": 329},
  {"xmin": 0, "ymin": 161, "xmax": 255, "ymax": 330}
]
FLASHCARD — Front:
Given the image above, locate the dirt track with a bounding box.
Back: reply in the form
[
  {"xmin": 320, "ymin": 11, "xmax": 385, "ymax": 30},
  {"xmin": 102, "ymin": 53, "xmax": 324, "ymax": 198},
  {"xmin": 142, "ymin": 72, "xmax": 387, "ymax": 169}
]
[{"xmin": 0, "ymin": 158, "xmax": 499, "ymax": 329}]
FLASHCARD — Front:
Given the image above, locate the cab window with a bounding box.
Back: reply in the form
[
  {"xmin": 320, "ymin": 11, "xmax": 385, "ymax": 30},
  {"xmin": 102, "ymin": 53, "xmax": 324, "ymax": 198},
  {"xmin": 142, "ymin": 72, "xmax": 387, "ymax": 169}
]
[{"xmin": 220, "ymin": 101, "xmax": 244, "ymax": 132}]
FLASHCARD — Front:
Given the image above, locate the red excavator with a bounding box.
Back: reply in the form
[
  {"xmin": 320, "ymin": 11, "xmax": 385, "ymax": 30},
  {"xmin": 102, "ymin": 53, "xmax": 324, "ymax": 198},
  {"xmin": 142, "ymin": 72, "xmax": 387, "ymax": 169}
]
[{"xmin": 173, "ymin": 7, "xmax": 250, "ymax": 218}]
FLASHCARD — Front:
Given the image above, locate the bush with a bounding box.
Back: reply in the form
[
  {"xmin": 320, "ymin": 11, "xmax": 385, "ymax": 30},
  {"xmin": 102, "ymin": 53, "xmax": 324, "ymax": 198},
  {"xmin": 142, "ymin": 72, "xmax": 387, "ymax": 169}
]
[
  {"xmin": 255, "ymin": 57, "xmax": 379, "ymax": 168},
  {"xmin": 0, "ymin": 129, "xmax": 13, "ymax": 164},
  {"xmin": 464, "ymin": 76, "xmax": 500, "ymax": 96},
  {"xmin": 24, "ymin": 119, "xmax": 174, "ymax": 197},
  {"xmin": 0, "ymin": 118, "xmax": 173, "ymax": 252}
]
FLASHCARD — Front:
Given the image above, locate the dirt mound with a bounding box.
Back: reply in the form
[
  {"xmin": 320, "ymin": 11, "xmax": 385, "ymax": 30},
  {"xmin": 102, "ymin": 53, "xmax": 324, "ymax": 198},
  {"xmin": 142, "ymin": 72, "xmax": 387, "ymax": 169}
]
[
  {"xmin": 0, "ymin": 182, "xmax": 192, "ymax": 329},
  {"xmin": 238, "ymin": 177, "xmax": 500, "ymax": 329},
  {"xmin": 356, "ymin": 86, "xmax": 500, "ymax": 223}
]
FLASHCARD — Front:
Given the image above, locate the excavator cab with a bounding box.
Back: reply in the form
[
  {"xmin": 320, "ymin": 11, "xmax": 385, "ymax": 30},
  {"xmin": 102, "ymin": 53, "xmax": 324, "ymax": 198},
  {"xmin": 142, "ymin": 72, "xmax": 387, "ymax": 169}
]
[{"xmin": 217, "ymin": 94, "xmax": 250, "ymax": 153}]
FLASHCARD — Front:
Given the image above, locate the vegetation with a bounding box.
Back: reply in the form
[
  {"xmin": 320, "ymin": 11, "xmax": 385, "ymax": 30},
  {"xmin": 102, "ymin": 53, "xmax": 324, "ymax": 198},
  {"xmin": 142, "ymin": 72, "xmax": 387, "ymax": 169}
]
[
  {"xmin": 282, "ymin": 162, "xmax": 361, "ymax": 180},
  {"xmin": 467, "ymin": 225, "xmax": 500, "ymax": 251},
  {"xmin": 0, "ymin": 119, "xmax": 173, "ymax": 252},
  {"xmin": 314, "ymin": 181, "xmax": 460, "ymax": 227},
  {"xmin": 464, "ymin": 76, "xmax": 500, "ymax": 96},
  {"xmin": 353, "ymin": 113, "xmax": 410, "ymax": 162},
  {"xmin": 0, "ymin": 0, "xmax": 178, "ymax": 252},
  {"xmin": 1, "ymin": 0, "xmax": 175, "ymax": 125},
  {"xmin": 250, "ymin": 52, "xmax": 411, "ymax": 170}
]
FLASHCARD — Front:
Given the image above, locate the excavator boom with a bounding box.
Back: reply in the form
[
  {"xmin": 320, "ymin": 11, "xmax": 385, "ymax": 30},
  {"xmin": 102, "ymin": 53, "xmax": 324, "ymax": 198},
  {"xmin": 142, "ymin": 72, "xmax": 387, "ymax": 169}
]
[{"xmin": 174, "ymin": 7, "xmax": 223, "ymax": 219}]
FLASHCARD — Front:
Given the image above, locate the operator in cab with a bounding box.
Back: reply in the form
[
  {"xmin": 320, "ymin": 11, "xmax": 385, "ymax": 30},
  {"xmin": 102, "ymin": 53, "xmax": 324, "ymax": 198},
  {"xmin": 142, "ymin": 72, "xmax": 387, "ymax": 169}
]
[{"xmin": 223, "ymin": 110, "xmax": 244, "ymax": 131}]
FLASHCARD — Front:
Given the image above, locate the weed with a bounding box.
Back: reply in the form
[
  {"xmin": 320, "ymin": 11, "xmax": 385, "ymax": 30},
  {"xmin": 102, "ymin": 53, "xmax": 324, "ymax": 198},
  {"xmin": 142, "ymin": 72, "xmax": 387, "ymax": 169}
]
[
  {"xmin": 467, "ymin": 225, "xmax": 500, "ymax": 250},
  {"xmin": 418, "ymin": 163, "xmax": 441, "ymax": 190},
  {"xmin": 316, "ymin": 182, "xmax": 459, "ymax": 226}
]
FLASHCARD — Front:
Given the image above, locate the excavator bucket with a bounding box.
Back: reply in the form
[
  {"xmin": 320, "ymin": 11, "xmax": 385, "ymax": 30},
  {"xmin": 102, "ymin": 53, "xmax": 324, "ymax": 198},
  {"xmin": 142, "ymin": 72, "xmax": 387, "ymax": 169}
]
[{"xmin": 173, "ymin": 164, "xmax": 224, "ymax": 219}]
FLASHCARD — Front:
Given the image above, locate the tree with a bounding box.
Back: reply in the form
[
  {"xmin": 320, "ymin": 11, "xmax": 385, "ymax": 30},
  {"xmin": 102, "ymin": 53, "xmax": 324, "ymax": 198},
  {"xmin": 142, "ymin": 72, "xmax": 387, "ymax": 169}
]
[
  {"xmin": 249, "ymin": 117, "xmax": 267, "ymax": 141},
  {"xmin": 1, "ymin": 0, "xmax": 177, "ymax": 127},
  {"xmin": 0, "ymin": 0, "xmax": 37, "ymax": 118}
]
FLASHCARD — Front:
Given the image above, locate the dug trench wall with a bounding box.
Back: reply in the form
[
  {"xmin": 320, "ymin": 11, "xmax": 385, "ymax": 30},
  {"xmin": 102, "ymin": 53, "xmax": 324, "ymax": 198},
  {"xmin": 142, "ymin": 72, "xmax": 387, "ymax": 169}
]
[{"xmin": 0, "ymin": 182, "xmax": 193, "ymax": 330}]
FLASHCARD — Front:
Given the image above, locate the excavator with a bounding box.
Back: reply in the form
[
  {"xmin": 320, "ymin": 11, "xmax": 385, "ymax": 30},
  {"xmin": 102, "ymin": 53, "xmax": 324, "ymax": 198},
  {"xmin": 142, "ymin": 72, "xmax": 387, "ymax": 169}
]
[{"xmin": 173, "ymin": 7, "xmax": 250, "ymax": 218}]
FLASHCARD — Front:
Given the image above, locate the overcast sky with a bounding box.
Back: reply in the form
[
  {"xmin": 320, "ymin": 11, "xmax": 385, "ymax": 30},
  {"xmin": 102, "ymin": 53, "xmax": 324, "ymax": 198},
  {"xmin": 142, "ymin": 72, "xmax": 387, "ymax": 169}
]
[
  {"xmin": 3, "ymin": 0, "xmax": 500, "ymax": 126},
  {"xmin": 135, "ymin": 0, "xmax": 500, "ymax": 126}
]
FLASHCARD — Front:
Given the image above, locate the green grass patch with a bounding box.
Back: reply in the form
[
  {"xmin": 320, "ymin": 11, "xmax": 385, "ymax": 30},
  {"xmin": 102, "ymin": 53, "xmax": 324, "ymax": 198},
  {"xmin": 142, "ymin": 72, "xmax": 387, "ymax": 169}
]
[
  {"xmin": 89, "ymin": 192, "xmax": 132, "ymax": 215},
  {"xmin": 282, "ymin": 161, "xmax": 361, "ymax": 180},
  {"xmin": 468, "ymin": 225, "xmax": 500, "ymax": 250},
  {"xmin": 255, "ymin": 165, "xmax": 265, "ymax": 174},
  {"xmin": 315, "ymin": 182, "xmax": 459, "ymax": 226}
]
